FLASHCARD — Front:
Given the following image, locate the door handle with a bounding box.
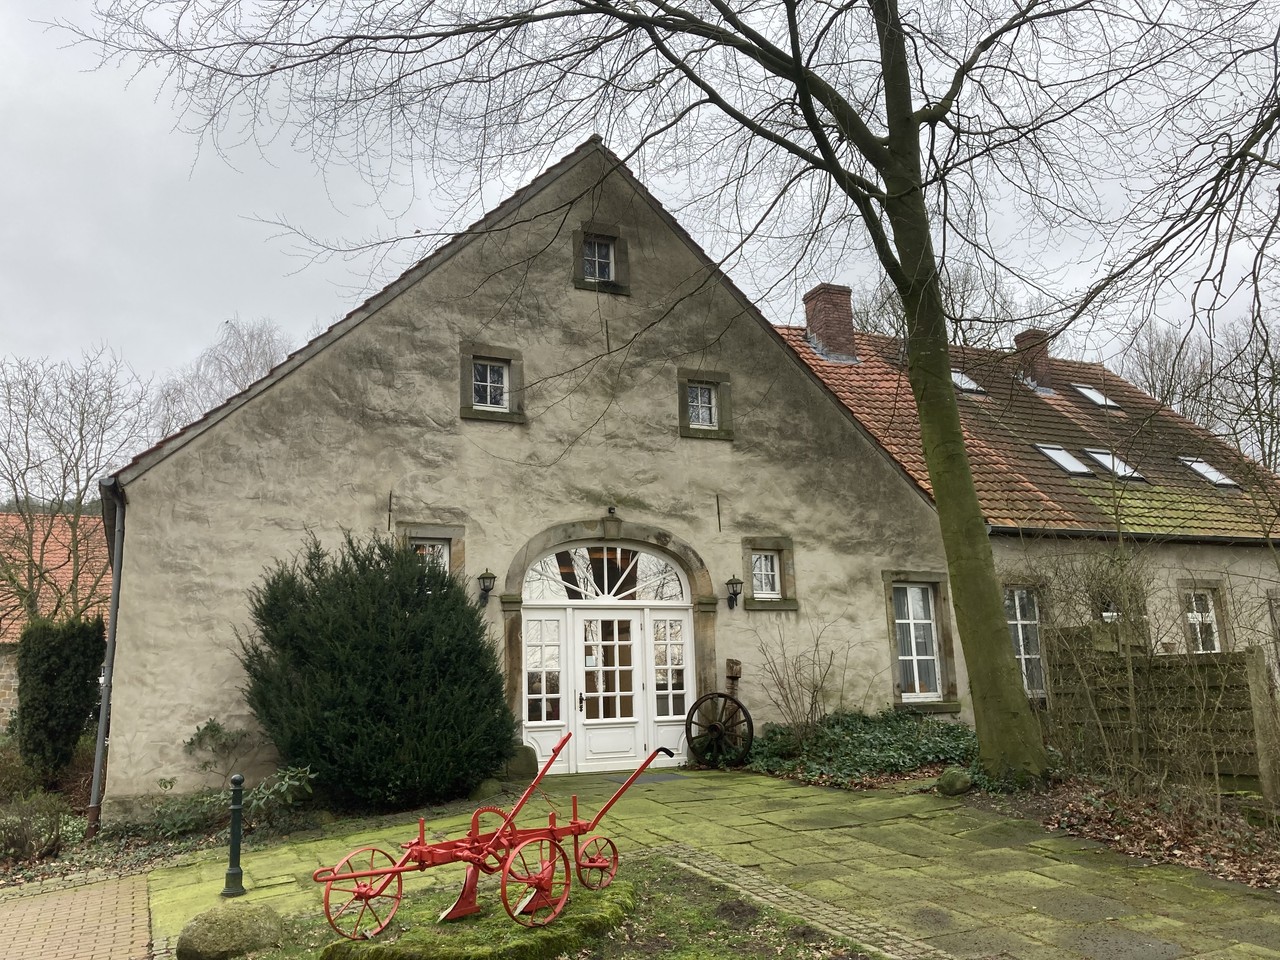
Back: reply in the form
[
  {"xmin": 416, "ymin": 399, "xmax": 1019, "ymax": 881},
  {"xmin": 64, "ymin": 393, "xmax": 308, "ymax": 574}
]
[{"xmin": 578, "ymin": 693, "xmax": 585, "ymax": 712}]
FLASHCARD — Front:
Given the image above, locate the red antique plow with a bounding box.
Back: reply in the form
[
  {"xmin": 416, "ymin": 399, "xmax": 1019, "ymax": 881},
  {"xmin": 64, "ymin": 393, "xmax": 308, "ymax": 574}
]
[{"xmin": 312, "ymin": 733, "xmax": 672, "ymax": 939}]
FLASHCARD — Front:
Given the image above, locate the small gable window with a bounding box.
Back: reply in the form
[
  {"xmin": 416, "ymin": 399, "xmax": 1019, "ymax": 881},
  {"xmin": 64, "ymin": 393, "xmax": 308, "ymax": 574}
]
[
  {"xmin": 582, "ymin": 235, "xmax": 614, "ymax": 282},
  {"xmin": 1083, "ymin": 448, "xmax": 1144, "ymax": 480},
  {"xmin": 472, "ymin": 360, "xmax": 509, "ymax": 411},
  {"xmin": 687, "ymin": 383, "xmax": 718, "ymax": 429},
  {"xmin": 1179, "ymin": 457, "xmax": 1238, "ymax": 488},
  {"xmin": 572, "ymin": 221, "xmax": 630, "ymax": 295},
  {"xmin": 951, "ymin": 370, "xmax": 985, "ymax": 394},
  {"xmin": 1035, "ymin": 444, "xmax": 1092, "ymax": 475},
  {"xmin": 678, "ymin": 369, "xmax": 733, "ymax": 440},
  {"xmin": 459, "ymin": 342, "xmax": 525, "ymax": 423},
  {"xmin": 1072, "ymin": 384, "xmax": 1120, "ymax": 408}
]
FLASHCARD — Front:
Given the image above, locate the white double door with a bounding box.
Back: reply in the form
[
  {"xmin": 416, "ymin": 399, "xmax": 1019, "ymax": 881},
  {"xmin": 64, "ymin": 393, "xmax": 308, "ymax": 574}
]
[{"xmin": 522, "ymin": 606, "xmax": 691, "ymax": 773}]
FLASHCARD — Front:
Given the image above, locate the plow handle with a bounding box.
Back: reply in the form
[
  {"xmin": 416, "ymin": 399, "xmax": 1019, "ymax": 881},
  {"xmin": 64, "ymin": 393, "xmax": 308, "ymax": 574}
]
[
  {"xmin": 587, "ymin": 745, "xmax": 674, "ymax": 831},
  {"xmin": 478, "ymin": 732, "xmax": 572, "ymax": 857}
]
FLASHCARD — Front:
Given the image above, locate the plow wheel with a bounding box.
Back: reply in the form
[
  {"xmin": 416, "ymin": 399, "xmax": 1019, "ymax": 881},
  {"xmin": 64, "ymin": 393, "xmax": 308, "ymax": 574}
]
[
  {"xmin": 323, "ymin": 846, "xmax": 402, "ymax": 940},
  {"xmin": 575, "ymin": 835, "xmax": 619, "ymax": 890},
  {"xmin": 685, "ymin": 692, "xmax": 754, "ymax": 767},
  {"xmin": 501, "ymin": 837, "xmax": 571, "ymax": 927}
]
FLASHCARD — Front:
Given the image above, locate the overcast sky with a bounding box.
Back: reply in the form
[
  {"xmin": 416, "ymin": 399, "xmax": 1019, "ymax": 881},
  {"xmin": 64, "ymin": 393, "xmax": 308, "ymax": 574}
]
[{"xmin": 1, "ymin": 1, "xmax": 430, "ymax": 379}]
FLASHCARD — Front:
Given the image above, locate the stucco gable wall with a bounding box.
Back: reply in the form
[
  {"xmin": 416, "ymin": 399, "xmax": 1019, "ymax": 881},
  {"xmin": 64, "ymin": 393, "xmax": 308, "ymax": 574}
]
[{"xmin": 105, "ymin": 153, "xmax": 955, "ymax": 802}]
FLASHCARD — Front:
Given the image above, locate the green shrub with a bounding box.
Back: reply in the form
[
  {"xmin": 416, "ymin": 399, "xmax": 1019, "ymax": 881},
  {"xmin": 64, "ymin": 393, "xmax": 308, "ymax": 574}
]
[
  {"xmin": 238, "ymin": 532, "xmax": 516, "ymax": 810},
  {"xmin": 0, "ymin": 734, "xmax": 39, "ymax": 804},
  {"xmin": 15, "ymin": 618, "xmax": 105, "ymax": 784},
  {"xmin": 0, "ymin": 790, "xmax": 70, "ymax": 863},
  {"xmin": 184, "ymin": 717, "xmax": 261, "ymax": 787},
  {"xmin": 748, "ymin": 709, "xmax": 977, "ymax": 786}
]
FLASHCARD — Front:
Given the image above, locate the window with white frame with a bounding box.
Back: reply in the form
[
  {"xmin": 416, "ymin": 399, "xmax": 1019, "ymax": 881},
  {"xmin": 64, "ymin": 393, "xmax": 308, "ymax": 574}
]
[
  {"xmin": 893, "ymin": 584, "xmax": 941, "ymax": 701},
  {"xmin": 1035, "ymin": 444, "xmax": 1093, "ymax": 475},
  {"xmin": 751, "ymin": 551, "xmax": 782, "ymax": 600},
  {"xmin": 460, "ymin": 342, "xmax": 524, "ymax": 423},
  {"xmin": 1179, "ymin": 457, "xmax": 1238, "ymax": 487},
  {"xmin": 1184, "ymin": 589, "xmax": 1221, "ymax": 653},
  {"xmin": 572, "ymin": 221, "xmax": 629, "ymax": 295},
  {"xmin": 1004, "ymin": 587, "xmax": 1044, "ymax": 696},
  {"xmin": 687, "ymin": 382, "xmax": 718, "ymax": 429},
  {"xmin": 651, "ymin": 618, "xmax": 688, "ymax": 719},
  {"xmin": 524, "ymin": 618, "xmax": 562, "ymax": 723},
  {"xmin": 410, "ymin": 538, "xmax": 451, "ymax": 571},
  {"xmin": 740, "ymin": 536, "xmax": 797, "ymax": 609},
  {"xmin": 678, "ymin": 369, "xmax": 733, "ymax": 440},
  {"xmin": 951, "ymin": 370, "xmax": 985, "ymax": 394},
  {"xmin": 1083, "ymin": 448, "xmax": 1144, "ymax": 480},
  {"xmin": 582, "ymin": 235, "xmax": 614, "ymax": 283},
  {"xmin": 1071, "ymin": 384, "xmax": 1121, "ymax": 408},
  {"xmin": 472, "ymin": 360, "xmax": 509, "ymax": 411}
]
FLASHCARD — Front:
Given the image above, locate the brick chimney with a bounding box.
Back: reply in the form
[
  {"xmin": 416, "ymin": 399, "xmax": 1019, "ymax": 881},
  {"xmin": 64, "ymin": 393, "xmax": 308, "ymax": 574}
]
[
  {"xmin": 802, "ymin": 284, "xmax": 858, "ymax": 360},
  {"xmin": 1014, "ymin": 328, "xmax": 1053, "ymax": 390}
]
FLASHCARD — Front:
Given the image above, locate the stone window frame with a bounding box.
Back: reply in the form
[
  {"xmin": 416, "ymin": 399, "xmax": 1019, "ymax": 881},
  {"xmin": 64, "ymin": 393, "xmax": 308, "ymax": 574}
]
[
  {"xmin": 1177, "ymin": 578, "xmax": 1230, "ymax": 654},
  {"xmin": 677, "ymin": 369, "xmax": 734, "ymax": 441},
  {"xmin": 882, "ymin": 570, "xmax": 960, "ymax": 713},
  {"xmin": 572, "ymin": 221, "xmax": 630, "ymax": 296},
  {"xmin": 399, "ymin": 523, "xmax": 465, "ymax": 575},
  {"xmin": 460, "ymin": 341, "xmax": 526, "ymax": 424},
  {"xmin": 740, "ymin": 536, "xmax": 798, "ymax": 611}
]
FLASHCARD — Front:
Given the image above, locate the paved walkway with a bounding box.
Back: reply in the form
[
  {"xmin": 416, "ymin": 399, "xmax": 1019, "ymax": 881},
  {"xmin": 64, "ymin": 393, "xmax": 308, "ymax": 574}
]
[
  {"xmin": 0, "ymin": 873, "xmax": 150, "ymax": 960},
  {"xmin": 5, "ymin": 770, "xmax": 1280, "ymax": 958}
]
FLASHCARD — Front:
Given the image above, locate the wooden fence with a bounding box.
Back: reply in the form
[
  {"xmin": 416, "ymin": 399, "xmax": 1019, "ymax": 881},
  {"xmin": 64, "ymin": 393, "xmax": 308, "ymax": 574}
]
[{"xmin": 1041, "ymin": 625, "xmax": 1280, "ymax": 806}]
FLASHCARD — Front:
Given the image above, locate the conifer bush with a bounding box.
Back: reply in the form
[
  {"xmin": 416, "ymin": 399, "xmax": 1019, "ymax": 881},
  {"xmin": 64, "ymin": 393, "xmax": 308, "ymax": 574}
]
[
  {"xmin": 238, "ymin": 532, "xmax": 516, "ymax": 810},
  {"xmin": 15, "ymin": 617, "xmax": 105, "ymax": 785}
]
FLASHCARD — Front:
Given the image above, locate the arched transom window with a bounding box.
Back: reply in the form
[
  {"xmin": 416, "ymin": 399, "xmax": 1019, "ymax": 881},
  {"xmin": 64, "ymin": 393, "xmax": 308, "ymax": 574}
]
[{"xmin": 523, "ymin": 545, "xmax": 686, "ymax": 602}]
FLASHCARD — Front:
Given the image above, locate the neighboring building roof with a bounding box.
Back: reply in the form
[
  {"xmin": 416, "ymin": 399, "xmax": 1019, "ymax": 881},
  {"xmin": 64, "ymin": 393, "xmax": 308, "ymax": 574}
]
[
  {"xmin": 778, "ymin": 327, "xmax": 1280, "ymax": 541},
  {"xmin": 0, "ymin": 513, "xmax": 110, "ymax": 644}
]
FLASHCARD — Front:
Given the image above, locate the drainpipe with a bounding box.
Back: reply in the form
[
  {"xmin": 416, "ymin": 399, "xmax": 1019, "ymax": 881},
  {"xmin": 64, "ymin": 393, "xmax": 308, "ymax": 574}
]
[{"xmin": 86, "ymin": 477, "xmax": 126, "ymax": 840}]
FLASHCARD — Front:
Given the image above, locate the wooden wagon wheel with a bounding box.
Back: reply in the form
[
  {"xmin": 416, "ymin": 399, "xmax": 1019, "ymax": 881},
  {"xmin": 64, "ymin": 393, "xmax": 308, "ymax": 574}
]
[
  {"xmin": 685, "ymin": 692, "xmax": 754, "ymax": 767},
  {"xmin": 574, "ymin": 835, "xmax": 619, "ymax": 889},
  {"xmin": 500, "ymin": 837, "xmax": 571, "ymax": 927},
  {"xmin": 323, "ymin": 846, "xmax": 402, "ymax": 940}
]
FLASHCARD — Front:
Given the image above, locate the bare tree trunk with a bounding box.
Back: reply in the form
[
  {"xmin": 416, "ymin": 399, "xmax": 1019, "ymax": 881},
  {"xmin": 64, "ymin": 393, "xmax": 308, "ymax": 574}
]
[{"xmin": 874, "ymin": 0, "xmax": 1047, "ymax": 777}]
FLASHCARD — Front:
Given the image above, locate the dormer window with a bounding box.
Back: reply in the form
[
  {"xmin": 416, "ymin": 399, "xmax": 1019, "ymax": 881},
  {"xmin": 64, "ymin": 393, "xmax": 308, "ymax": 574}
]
[
  {"xmin": 951, "ymin": 370, "xmax": 985, "ymax": 394},
  {"xmin": 1072, "ymin": 384, "xmax": 1120, "ymax": 408},
  {"xmin": 1084, "ymin": 448, "xmax": 1144, "ymax": 480},
  {"xmin": 1035, "ymin": 444, "xmax": 1092, "ymax": 475},
  {"xmin": 1179, "ymin": 457, "xmax": 1238, "ymax": 487}
]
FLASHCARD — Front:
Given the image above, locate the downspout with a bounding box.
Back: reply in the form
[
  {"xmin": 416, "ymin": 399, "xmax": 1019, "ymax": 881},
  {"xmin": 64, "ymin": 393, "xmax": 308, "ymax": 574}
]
[{"xmin": 86, "ymin": 476, "xmax": 126, "ymax": 839}]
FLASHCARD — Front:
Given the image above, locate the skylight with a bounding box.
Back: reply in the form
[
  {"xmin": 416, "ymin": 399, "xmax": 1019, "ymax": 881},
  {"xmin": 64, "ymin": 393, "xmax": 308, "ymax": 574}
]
[
  {"xmin": 951, "ymin": 370, "xmax": 985, "ymax": 394},
  {"xmin": 1072, "ymin": 384, "xmax": 1120, "ymax": 408},
  {"xmin": 1179, "ymin": 457, "xmax": 1238, "ymax": 487},
  {"xmin": 1084, "ymin": 448, "xmax": 1144, "ymax": 480},
  {"xmin": 1036, "ymin": 444, "xmax": 1092, "ymax": 475}
]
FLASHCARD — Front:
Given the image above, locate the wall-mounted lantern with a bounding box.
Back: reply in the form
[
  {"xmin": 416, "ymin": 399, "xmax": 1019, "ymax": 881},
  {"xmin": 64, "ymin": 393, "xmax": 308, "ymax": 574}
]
[
  {"xmin": 477, "ymin": 569, "xmax": 497, "ymax": 604},
  {"xmin": 725, "ymin": 575, "xmax": 744, "ymax": 609}
]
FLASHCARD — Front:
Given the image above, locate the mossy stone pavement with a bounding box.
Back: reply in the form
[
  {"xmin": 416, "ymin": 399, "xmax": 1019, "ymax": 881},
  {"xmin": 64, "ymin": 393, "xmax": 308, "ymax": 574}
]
[{"xmin": 7, "ymin": 770, "xmax": 1280, "ymax": 959}]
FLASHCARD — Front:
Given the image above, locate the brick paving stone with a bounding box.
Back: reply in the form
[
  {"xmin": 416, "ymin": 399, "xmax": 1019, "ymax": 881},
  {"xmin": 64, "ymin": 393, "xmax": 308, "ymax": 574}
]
[{"xmin": 0, "ymin": 874, "xmax": 151, "ymax": 960}]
